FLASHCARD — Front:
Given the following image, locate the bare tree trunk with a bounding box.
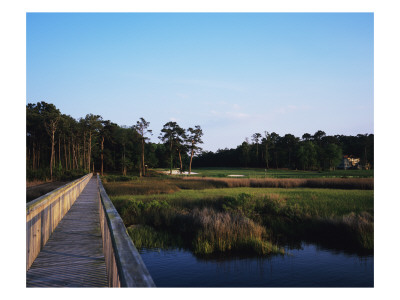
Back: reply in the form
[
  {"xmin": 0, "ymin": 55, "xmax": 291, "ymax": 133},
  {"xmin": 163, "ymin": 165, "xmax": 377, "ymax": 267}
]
[
  {"xmin": 72, "ymin": 141, "xmax": 77, "ymax": 170},
  {"xmin": 50, "ymin": 129, "xmax": 55, "ymax": 180},
  {"xmin": 32, "ymin": 142, "xmax": 36, "ymax": 170},
  {"xmin": 141, "ymin": 138, "xmax": 145, "ymax": 177},
  {"xmin": 256, "ymin": 143, "xmax": 259, "ymax": 160},
  {"xmin": 101, "ymin": 136, "xmax": 104, "ymax": 176},
  {"xmin": 64, "ymin": 135, "xmax": 68, "ymax": 171},
  {"xmin": 58, "ymin": 135, "xmax": 61, "ymax": 169},
  {"xmin": 75, "ymin": 140, "xmax": 78, "ymax": 169},
  {"xmin": 122, "ymin": 146, "xmax": 127, "ymax": 176},
  {"xmin": 261, "ymin": 150, "xmax": 264, "ymax": 167},
  {"xmin": 169, "ymin": 140, "xmax": 173, "ymax": 175},
  {"xmin": 68, "ymin": 138, "xmax": 71, "ymax": 170},
  {"xmin": 77, "ymin": 143, "xmax": 81, "ymax": 169},
  {"xmin": 27, "ymin": 145, "xmax": 30, "ymax": 169},
  {"xmin": 76, "ymin": 143, "xmax": 79, "ymax": 169},
  {"xmin": 53, "ymin": 137, "xmax": 56, "ymax": 169},
  {"xmin": 88, "ymin": 131, "xmax": 92, "ymax": 171},
  {"xmin": 178, "ymin": 149, "xmax": 183, "ymax": 173},
  {"xmin": 37, "ymin": 145, "xmax": 40, "ymax": 169},
  {"xmin": 83, "ymin": 132, "xmax": 86, "ymax": 171},
  {"xmin": 189, "ymin": 148, "xmax": 194, "ymax": 174}
]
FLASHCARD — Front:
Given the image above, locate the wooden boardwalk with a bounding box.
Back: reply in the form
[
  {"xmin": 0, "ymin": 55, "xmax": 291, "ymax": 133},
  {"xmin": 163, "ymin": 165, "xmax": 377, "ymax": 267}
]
[{"xmin": 26, "ymin": 177, "xmax": 108, "ymax": 287}]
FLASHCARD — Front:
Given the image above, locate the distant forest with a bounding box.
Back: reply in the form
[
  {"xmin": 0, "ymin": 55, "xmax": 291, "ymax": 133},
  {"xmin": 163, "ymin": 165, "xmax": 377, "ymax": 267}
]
[{"xmin": 26, "ymin": 102, "xmax": 374, "ymax": 181}]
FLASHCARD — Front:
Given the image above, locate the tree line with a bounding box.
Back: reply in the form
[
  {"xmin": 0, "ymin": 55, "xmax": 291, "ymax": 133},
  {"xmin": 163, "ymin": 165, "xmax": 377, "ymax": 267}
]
[
  {"xmin": 26, "ymin": 102, "xmax": 203, "ymax": 181},
  {"xmin": 27, "ymin": 101, "xmax": 373, "ymax": 181},
  {"xmin": 193, "ymin": 131, "xmax": 374, "ymax": 171}
]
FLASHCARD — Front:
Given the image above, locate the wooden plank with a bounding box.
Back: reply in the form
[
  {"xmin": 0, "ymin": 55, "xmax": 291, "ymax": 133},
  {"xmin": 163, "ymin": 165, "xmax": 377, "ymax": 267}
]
[
  {"xmin": 26, "ymin": 174, "xmax": 92, "ymax": 270},
  {"xmin": 26, "ymin": 178, "xmax": 108, "ymax": 287}
]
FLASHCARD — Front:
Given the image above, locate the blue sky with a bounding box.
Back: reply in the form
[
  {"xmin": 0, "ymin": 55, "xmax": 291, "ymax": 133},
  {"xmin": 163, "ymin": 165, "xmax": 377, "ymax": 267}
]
[{"xmin": 26, "ymin": 13, "xmax": 373, "ymax": 151}]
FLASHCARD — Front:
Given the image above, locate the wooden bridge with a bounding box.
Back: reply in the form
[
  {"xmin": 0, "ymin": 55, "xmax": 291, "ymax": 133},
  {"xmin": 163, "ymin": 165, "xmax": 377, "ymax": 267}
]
[{"xmin": 26, "ymin": 173, "xmax": 155, "ymax": 287}]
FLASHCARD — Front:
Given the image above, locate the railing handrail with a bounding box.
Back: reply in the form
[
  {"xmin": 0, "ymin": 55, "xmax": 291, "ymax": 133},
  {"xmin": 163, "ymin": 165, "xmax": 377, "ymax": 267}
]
[
  {"xmin": 26, "ymin": 173, "xmax": 92, "ymax": 213},
  {"xmin": 97, "ymin": 174, "xmax": 155, "ymax": 287}
]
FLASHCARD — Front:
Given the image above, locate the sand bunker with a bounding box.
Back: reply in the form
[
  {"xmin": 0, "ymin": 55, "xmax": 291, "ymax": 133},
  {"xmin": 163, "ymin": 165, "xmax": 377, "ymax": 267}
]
[{"xmin": 162, "ymin": 170, "xmax": 198, "ymax": 175}]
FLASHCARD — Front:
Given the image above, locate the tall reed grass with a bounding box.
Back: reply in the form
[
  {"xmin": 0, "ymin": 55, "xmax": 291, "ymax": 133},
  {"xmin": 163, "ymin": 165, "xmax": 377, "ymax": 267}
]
[
  {"xmin": 113, "ymin": 197, "xmax": 284, "ymax": 255},
  {"xmin": 191, "ymin": 208, "xmax": 284, "ymax": 255},
  {"xmin": 183, "ymin": 177, "xmax": 374, "ymax": 190},
  {"xmin": 104, "ymin": 180, "xmax": 180, "ymax": 196}
]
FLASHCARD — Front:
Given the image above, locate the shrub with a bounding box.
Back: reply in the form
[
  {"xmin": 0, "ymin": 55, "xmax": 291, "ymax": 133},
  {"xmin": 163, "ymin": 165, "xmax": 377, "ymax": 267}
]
[
  {"xmin": 27, "ymin": 168, "xmax": 49, "ymax": 181},
  {"xmin": 59, "ymin": 169, "xmax": 86, "ymax": 181},
  {"xmin": 102, "ymin": 175, "xmax": 138, "ymax": 182}
]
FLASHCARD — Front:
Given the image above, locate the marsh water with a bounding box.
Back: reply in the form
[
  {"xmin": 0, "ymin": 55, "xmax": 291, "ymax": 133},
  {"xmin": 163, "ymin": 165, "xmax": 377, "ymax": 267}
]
[{"xmin": 139, "ymin": 243, "xmax": 373, "ymax": 287}]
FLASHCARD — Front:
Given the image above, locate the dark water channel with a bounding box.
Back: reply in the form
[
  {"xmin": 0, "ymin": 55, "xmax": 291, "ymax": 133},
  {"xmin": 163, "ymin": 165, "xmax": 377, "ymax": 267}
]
[{"xmin": 139, "ymin": 243, "xmax": 373, "ymax": 287}]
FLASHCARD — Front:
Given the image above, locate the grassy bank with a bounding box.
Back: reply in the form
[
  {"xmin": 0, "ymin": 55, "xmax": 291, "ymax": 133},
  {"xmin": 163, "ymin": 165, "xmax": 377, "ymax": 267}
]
[
  {"xmin": 160, "ymin": 167, "xmax": 374, "ymax": 178},
  {"xmin": 104, "ymin": 176, "xmax": 373, "ymax": 256},
  {"xmin": 103, "ymin": 176, "xmax": 373, "ymax": 198},
  {"xmin": 111, "ymin": 187, "xmax": 373, "ymax": 217}
]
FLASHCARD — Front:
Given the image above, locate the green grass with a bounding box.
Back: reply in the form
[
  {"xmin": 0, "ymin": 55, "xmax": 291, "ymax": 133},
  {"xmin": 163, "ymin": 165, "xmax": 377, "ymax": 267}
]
[
  {"xmin": 127, "ymin": 225, "xmax": 184, "ymax": 250},
  {"xmin": 157, "ymin": 167, "xmax": 374, "ymax": 178},
  {"xmin": 104, "ymin": 175, "xmax": 374, "ymax": 255},
  {"xmin": 112, "ymin": 187, "xmax": 373, "ymax": 219}
]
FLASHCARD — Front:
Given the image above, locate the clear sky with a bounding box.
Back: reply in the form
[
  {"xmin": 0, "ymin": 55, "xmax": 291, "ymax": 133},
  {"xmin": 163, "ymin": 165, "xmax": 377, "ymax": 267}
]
[{"xmin": 26, "ymin": 13, "xmax": 373, "ymax": 152}]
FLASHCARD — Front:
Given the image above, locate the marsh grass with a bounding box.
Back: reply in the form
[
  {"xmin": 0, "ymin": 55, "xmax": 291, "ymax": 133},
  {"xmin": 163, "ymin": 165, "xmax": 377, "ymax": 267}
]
[
  {"xmin": 183, "ymin": 177, "xmax": 374, "ymax": 190},
  {"xmin": 103, "ymin": 177, "xmax": 228, "ymax": 197},
  {"xmin": 123, "ymin": 204, "xmax": 284, "ymax": 255},
  {"xmin": 104, "ymin": 179, "xmax": 181, "ymax": 196},
  {"xmin": 113, "ymin": 187, "xmax": 373, "ymax": 218},
  {"xmin": 112, "ymin": 188, "xmax": 373, "ymax": 253},
  {"xmin": 336, "ymin": 212, "xmax": 374, "ymax": 249},
  {"xmin": 105, "ymin": 175, "xmax": 374, "ymax": 254},
  {"xmin": 127, "ymin": 225, "xmax": 184, "ymax": 249},
  {"xmin": 104, "ymin": 176, "xmax": 373, "ymax": 199},
  {"xmin": 191, "ymin": 208, "xmax": 284, "ymax": 255}
]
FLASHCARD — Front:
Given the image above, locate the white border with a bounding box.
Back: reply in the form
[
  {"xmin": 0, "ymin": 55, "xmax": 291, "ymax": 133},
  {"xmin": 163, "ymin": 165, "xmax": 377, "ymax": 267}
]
[{"xmin": 1, "ymin": 1, "xmax": 399, "ymax": 299}]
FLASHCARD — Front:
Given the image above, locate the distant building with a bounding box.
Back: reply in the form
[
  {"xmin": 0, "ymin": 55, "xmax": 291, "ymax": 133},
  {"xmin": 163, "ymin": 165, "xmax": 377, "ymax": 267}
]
[{"xmin": 338, "ymin": 155, "xmax": 361, "ymax": 170}]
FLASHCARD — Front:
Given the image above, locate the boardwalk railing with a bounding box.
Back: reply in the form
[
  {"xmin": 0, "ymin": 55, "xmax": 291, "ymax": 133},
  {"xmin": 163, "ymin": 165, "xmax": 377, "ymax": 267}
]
[
  {"xmin": 26, "ymin": 173, "xmax": 93, "ymax": 271},
  {"xmin": 97, "ymin": 175, "xmax": 155, "ymax": 287}
]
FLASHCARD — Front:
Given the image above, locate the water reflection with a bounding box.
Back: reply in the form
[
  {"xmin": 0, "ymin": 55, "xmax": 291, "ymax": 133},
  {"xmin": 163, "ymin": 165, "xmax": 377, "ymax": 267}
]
[{"xmin": 139, "ymin": 243, "xmax": 373, "ymax": 287}]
